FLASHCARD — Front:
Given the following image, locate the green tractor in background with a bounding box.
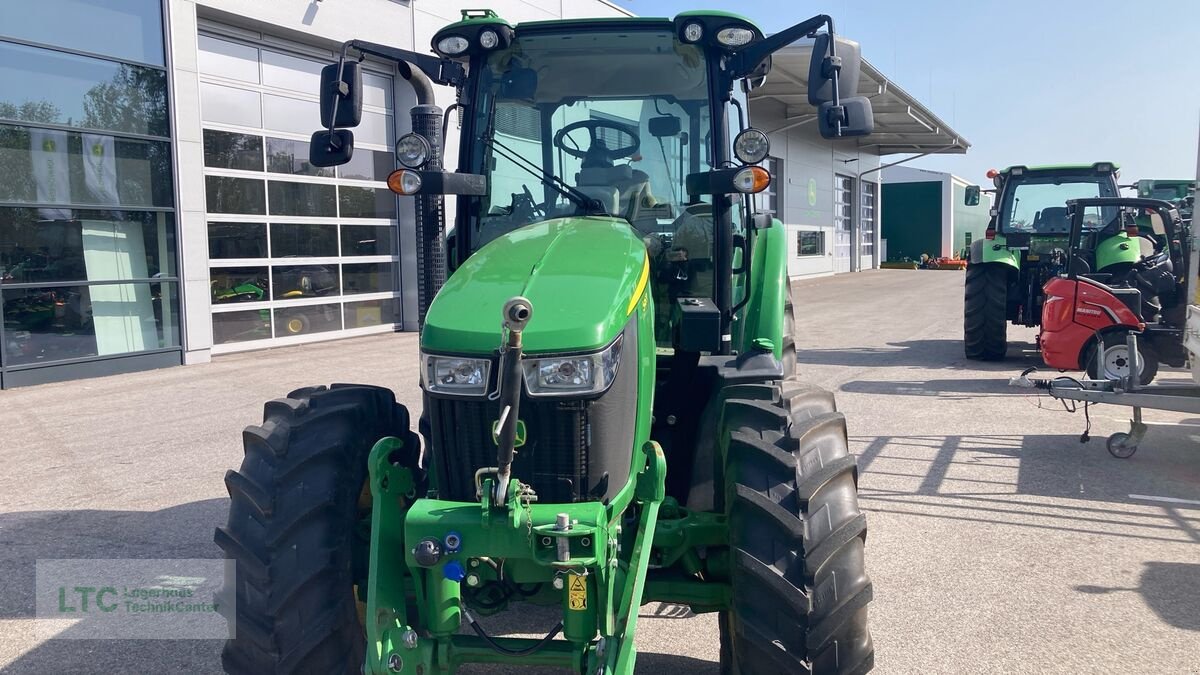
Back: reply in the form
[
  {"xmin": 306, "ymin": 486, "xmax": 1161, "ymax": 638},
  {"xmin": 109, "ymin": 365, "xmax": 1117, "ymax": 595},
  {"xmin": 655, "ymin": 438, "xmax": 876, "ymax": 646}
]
[
  {"xmin": 1133, "ymin": 178, "xmax": 1194, "ymax": 224},
  {"xmin": 963, "ymin": 163, "xmax": 1141, "ymax": 360},
  {"xmin": 215, "ymin": 9, "xmax": 876, "ymax": 675}
]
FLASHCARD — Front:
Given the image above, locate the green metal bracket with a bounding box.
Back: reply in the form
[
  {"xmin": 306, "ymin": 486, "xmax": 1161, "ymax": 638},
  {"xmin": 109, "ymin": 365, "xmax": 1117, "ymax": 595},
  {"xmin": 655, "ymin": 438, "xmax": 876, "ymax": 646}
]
[
  {"xmin": 603, "ymin": 441, "xmax": 667, "ymax": 674},
  {"xmin": 365, "ymin": 436, "xmax": 418, "ymax": 675}
]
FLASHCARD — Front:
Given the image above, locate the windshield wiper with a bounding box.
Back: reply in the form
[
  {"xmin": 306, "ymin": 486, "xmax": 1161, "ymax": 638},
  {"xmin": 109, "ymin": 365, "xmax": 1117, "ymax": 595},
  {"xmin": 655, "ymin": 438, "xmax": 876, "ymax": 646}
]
[{"xmin": 486, "ymin": 136, "xmax": 606, "ymax": 216}]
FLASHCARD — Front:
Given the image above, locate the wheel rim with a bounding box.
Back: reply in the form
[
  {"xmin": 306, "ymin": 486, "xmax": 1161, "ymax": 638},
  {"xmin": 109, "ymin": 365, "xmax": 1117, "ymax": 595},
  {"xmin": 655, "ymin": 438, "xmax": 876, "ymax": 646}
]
[
  {"xmin": 1101, "ymin": 343, "xmax": 1143, "ymax": 380},
  {"xmin": 287, "ymin": 318, "xmax": 304, "ymax": 334}
]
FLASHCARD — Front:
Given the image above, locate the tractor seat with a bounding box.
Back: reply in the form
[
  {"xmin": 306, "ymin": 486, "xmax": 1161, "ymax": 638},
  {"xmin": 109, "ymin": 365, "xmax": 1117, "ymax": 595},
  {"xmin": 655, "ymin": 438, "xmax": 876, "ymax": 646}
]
[
  {"xmin": 1079, "ymin": 276, "xmax": 1143, "ymax": 320},
  {"xmin": 1038, "ymin": 206, "xmax": 1069, "ymax": 232},
  {"xmin": 577, "ymin": 165, "xmax": 650, "ymax": 220}
]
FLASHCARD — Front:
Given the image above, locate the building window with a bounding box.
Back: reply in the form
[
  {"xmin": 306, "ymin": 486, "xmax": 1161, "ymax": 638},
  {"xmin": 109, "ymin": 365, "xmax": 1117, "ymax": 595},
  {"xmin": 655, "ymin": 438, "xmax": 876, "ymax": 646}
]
[
  {"xmin": 860, "ymin": 180, "xmax": 877, "ymax": 258},
  {"xmin": 755, "ymin": 157, "xmax": 781, "ymax": 215},
  {"xmin": 797, "ymin": 230, "xmax": 825, "ymax": 256},
  {"xmin": 0, "ymin": 0, "xmax": 179, "ymax": 384},
  {"xmin": 495, "ymin": 104, "xmax": 540, "ymax": 142},
  {"xmin": 199, "ymin": 33, "xmax": 400, "ymax": 351}
]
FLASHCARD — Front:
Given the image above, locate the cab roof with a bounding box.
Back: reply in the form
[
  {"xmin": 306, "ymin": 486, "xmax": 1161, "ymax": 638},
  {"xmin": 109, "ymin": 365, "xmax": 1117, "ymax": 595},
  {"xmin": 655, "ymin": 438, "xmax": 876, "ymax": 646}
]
[{"xmin": 1002, "ymin": 162, "xmax": 1119, "ymax": 174}]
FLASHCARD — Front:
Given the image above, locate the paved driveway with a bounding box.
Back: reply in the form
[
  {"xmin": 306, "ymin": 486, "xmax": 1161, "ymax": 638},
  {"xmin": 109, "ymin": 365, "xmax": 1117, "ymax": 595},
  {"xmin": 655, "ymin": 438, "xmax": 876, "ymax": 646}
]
[{"xmin": 1, "ymin": 269, "xmax": 1196, "ymax": 673}]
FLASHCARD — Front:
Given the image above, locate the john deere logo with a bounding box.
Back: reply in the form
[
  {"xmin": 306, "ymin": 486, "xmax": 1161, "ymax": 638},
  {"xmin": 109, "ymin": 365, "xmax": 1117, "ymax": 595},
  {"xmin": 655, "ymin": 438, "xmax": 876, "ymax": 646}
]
[
  {"xmin": 491, "ymin": 419, "xmax": 527, "ymax": 447},
  {"xmin": 42, "ymin": 139, "xmax": 56, "ymax": 152},
  {"xmin": 92, "ymin": 143, "xmax": 104, "ymax": 157},
  {"xmin": 807, "ymin": 178, "xmax": 818, "ymax": 207}
]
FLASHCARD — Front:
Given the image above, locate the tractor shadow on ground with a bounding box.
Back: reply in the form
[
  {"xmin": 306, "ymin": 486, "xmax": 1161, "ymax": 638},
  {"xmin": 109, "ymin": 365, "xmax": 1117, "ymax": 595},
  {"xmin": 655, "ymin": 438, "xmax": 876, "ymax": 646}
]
[
  {"xmin": 0, "ymin": 499, "xmax": 228, "ymax": 674},
  {"xmin": 852, "ymin": 431, "xmax": 1200, "ymax": 542},
  {"xmin": 794, "ymin": 339, "xmax": 1042, "ymax": 371},
  {"xmin": 1075, "ymin": 562, "xmax": 1200, "ymax": 632}
]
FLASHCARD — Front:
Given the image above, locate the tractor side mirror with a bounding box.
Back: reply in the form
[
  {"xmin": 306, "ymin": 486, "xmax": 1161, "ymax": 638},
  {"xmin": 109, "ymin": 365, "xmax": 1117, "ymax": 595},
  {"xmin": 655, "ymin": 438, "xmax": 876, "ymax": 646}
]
[
  {"xmin": 965, "ymin": 185, "xmax": 981, "ymax": 206},
  {"xmin": 309, "ymin": 129, "xmax": 355, "ymax": 167},
  {"xmin": 818, "ymin": 96, "xmax": 873, "ymax": 139},
  {"xmin": 808, "ymin": 35, "xmax": 862, "ymax": 106},
  {"xmin": 319, "ymin": 61, "xmax": 363, "ymax": 129}
]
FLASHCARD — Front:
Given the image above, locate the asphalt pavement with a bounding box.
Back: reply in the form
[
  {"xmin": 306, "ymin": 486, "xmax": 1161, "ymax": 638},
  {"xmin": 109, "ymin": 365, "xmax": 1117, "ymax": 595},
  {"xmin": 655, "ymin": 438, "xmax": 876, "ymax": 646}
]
[{"xmin": 1, "ymin": 269, "xmax": 1196, "ymax": 674}]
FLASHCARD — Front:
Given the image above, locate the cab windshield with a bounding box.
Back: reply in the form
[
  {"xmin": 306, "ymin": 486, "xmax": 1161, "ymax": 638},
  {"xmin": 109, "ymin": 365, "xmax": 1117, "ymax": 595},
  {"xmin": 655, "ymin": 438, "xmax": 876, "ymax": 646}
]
[
  {"xmin": 998, "ymin": 174, "xmax": 1118, "ymax": 233},
  {"xmin": 470, "ymin": 29, "xmax": 715, "ymax": 266}
]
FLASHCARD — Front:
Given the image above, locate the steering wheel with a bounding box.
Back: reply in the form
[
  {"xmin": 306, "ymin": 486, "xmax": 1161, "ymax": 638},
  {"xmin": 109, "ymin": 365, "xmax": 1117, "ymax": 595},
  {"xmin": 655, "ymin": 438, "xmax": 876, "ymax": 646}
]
[{"xmin": 553, "ymin": 119, "xmax": 640, "ymax": 161}]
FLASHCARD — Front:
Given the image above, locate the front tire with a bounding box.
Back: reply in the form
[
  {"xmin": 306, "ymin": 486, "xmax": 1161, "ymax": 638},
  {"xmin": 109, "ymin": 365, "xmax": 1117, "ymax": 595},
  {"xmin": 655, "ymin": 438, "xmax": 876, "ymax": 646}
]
[
  {"xmin": 964, "ymin": 263, "xmax": 1008, "ymax": 360},
  {"xmin": 214, "ymin": 384, "xmax": 419, "ymax": 674},
  {"xmin": 719, "ymin": 380, "xmax": 873, "ymax": 674}
]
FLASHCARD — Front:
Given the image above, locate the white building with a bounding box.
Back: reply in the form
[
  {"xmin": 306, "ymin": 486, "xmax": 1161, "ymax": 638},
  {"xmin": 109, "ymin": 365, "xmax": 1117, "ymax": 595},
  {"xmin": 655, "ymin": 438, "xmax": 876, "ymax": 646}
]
[{"xmin": 748, "ymin": 44, "xmax": 968, "ymax": 278}]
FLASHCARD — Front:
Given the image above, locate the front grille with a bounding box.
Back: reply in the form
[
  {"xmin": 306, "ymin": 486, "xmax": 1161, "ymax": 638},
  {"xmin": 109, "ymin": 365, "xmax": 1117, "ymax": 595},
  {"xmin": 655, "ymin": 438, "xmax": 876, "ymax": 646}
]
[{"xmin": 428, "ymin": 395, "xmax": 593, "ymax": 503}]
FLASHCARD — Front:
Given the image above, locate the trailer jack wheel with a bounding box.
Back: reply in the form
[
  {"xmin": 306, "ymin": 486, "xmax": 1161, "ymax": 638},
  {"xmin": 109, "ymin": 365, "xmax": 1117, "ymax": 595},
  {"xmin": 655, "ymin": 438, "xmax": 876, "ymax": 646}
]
[
  {"xmin": 1106, "ymin": 433, "xmax": 1137, "ymax": 458},
  {"xmin": 1106, "ymin": 411, "xmax": 1147, "ymax": 459}
]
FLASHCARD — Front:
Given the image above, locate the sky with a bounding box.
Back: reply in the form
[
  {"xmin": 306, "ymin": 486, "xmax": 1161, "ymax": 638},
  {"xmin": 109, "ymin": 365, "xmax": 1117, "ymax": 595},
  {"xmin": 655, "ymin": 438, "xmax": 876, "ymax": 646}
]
[{"xmin": 613, "ymin": 0, "xmax": 1200, "ymax": 184}]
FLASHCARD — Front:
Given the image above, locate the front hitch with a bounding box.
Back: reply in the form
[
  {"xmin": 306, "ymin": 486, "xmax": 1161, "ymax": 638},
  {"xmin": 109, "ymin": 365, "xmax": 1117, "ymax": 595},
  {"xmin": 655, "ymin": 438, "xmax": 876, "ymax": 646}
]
[{"xmin": 493, "ymin": 296, "xmax": 532, "ymax": 506}]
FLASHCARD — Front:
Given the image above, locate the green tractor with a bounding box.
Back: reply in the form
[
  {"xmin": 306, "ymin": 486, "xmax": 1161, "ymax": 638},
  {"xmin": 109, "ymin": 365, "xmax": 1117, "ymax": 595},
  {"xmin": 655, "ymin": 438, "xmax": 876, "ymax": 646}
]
[
  {"xmin": 1133, "ymin": 178, "xmax": 1194, "ymax": 224},
  {"xmin": 215, "ymin": 10, "xmax": 875, "ymax": 675},
  {"xmin": 963, "ymin": 163, "xmax": 1141, "ymax": 360}
]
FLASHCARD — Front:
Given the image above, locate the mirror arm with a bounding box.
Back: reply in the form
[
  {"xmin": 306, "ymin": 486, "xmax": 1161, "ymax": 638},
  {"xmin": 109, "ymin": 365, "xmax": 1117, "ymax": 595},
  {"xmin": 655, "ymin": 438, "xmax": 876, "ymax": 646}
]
[
  {"xmin": 343, "ymin": 39, "xmax": 466, "ymax": 89},
  {"xmin": 729, "ymin": 14, "xmax": 832, "ymax": 79}
]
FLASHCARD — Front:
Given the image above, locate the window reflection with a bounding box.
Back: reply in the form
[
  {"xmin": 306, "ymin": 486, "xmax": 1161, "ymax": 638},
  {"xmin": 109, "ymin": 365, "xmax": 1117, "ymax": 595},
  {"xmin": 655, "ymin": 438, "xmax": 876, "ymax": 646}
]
[
  {"xmin": 203, "ymin": 130, "xmax": 263, "ymax": 171},
  {"xmin": 268, "ymin": 180, "xmax": 336, "ymax": 217},
  {"xmin": 266, "ymin": 137, "xmax": 333, "ymax": 177},
  {"xmin": 212, "ymin": 309, "xmax": 270, "ymax": 345},
  {"xmin": 2, "ymin": 281, "xmax": 179, "ymax": 365},
  {"xmin": 0, "ymin": 124, "xmax": 173, "ymax": 207},
  {"xmin": 341, "ymin": 224, "xmax": 395, "ymax": 256},
  {"xmin": 205, "ymin": 176, "xmax": 265, "ymax": 215},
  {"xmin": 0, "ymin": 0, "xmax": 166, "ymax": 65},
  {"xmin": 208, "ymin": 222, "xmax": 266, "ymax": 259},
  {"xmin": 0, "ymin": 41, "xmax": 168, "ymax": 137},
  {"xmin": 339, "ymin": 186, "xmax": 395, "ymax": 219},
  {"xmin": 270, "ymin": 223, "xmax": 337, "ymax": 257},
  {"xmin": 338, "ymin": 148, "xmax": 393, "ymax": 181},
  {"xmin": 0, "ymin": 207, "xmax": 176, "ymax": 283}
]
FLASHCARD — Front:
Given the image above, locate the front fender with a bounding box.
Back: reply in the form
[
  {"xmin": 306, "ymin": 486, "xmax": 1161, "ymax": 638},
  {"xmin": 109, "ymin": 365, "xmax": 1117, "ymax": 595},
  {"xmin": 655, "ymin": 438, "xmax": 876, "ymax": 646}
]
[
  {"xmin": 1096, "ymin": 232, "xmax": 1141, "ymax": 271},
  {"xmin": 736, "ymin": 218, "xmax": 787, "ymax": 359},
  {"xmin": 973, "ymin": 234, "xmax": 1020, "ymax": 270}
]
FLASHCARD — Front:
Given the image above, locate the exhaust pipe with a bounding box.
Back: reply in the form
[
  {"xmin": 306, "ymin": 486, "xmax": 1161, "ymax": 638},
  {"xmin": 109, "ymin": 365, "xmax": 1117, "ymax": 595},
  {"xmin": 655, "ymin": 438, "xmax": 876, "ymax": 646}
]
[{"xmin": 401, "ymin": 63, "xmax": 446, "ymax": 328}]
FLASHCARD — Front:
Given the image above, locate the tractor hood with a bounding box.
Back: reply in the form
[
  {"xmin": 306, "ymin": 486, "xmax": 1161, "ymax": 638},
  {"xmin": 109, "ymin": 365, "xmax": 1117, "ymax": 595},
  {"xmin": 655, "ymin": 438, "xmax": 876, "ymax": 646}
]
[{"xmin": 421, "ymin": 217, "xmax": 649, "ymax": 355}]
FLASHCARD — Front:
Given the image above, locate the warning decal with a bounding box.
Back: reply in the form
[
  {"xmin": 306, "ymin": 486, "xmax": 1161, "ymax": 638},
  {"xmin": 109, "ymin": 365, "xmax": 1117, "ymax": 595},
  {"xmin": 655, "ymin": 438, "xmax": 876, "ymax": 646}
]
[{"xmin": 567, "ymin": 573, "xmax": 587, "ymax": 611}]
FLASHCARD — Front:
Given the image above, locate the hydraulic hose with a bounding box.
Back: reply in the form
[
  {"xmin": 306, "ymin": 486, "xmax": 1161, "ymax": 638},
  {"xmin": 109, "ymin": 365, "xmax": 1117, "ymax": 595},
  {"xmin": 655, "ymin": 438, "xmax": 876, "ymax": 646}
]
[{"xmin": 461, "ymin": 606, "xmax": 563, "ymax": 657}]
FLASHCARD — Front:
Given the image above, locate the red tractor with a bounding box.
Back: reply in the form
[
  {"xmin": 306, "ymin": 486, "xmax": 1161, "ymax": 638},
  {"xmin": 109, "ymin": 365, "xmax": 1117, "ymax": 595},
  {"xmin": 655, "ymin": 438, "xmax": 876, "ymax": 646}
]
[{"xmin": 1039, "ymin": 198, "xmax": 1190, "ymax": 384}]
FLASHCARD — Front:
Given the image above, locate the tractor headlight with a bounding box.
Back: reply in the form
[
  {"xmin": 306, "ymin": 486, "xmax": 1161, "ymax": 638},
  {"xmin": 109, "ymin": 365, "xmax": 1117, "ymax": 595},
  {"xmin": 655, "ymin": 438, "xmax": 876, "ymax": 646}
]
[
  {"xmin": 682, "ymin": 22, "xmax": 704, "ymax": 43},
  {"xmin": 479, "ymin": 29, "xmax": 500, "ymax": 50},
  {"xmin": 733, "ymin": 128, "xmax": 770, "ymax": 164},
  {"xmin": 395, "ymin": 133, "xmax": 431, "ymax": 169},
  {"xmin": 436, "ymin": 36, "xmax": 470, "ymax": 57},
  {"xmin": 423, "ymin": 354, "xmax": 491, "ymax": 396},
  {"xmin": 716, "ymin": 27, "xmax": 755, "ymax": 47},
  {"xmin": 522, "ymin": 336, "xmax": 622, "ymax": 397}
]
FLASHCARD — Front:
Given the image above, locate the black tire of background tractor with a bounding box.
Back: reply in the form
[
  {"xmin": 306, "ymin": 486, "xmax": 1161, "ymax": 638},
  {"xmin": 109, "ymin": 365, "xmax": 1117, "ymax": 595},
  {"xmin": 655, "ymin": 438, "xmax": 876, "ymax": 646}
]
[
  {"xmin": 1085, "ymin": 332, "xmax": 1159, "ymax": 386},
  {"xmin": 719, "ymin": 380, "xmax": 873, "ymax": 675},
  {"xmin": 782, "ymin": 276, "xmax": 797, "ymax": 376},
  {"xmin": 214, "ymin": 384, "xmax": 421, "ymax": 675},
  {"xmin": 964, "ymin": 263, "xmax": 1008, "ymax": 360}
]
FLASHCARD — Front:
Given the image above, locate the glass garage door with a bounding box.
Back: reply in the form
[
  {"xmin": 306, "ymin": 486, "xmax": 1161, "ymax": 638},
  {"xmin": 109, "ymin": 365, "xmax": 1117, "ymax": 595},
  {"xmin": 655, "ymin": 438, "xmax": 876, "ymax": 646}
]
[{"xmin": 198, "ymin": 32, "xmax": 401, "ymax": 352}]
